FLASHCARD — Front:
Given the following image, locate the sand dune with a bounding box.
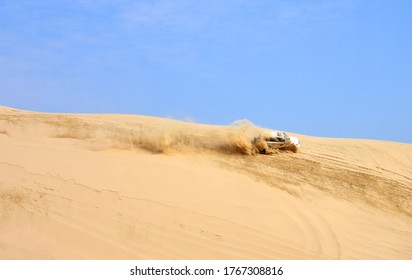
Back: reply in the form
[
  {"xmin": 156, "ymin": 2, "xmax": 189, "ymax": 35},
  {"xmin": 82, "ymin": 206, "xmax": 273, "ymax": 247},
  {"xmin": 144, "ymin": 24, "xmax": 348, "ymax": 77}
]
[{"xmin": 0, "ymin": 106, "xmax": 411, "ymax": 259}]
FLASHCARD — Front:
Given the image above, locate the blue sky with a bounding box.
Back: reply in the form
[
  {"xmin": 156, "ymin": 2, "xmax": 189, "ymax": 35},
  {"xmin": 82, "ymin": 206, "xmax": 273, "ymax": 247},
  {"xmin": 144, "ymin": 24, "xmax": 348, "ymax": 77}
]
[{"xmin": 1, "ymin": 0, "xmax": 411, "ymax": 143}]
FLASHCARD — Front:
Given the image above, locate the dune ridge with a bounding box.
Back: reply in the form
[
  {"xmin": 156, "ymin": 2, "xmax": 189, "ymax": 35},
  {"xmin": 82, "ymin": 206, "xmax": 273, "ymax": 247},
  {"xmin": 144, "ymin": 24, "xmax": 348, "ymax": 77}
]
[
  {"xmin": 0, "ymin": 106, "xmax": 291, "ymax": 155},
  {"xmin": 1, "ymin": 106, "xmax": 411, "ymax": 259}
]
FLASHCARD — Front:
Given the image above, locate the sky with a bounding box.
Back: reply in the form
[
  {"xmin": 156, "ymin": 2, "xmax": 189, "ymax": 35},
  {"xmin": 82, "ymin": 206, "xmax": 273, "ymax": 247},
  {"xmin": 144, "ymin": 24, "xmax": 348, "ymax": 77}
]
[{"xmin": 0, "ymin": 0, "xmax": 411, "ymax": 143}]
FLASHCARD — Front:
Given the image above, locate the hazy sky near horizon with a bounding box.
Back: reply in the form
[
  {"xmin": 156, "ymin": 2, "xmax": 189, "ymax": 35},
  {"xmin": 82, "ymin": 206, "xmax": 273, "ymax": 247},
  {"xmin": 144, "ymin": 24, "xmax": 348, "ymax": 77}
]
[{"xmin": 1, "ymin": 0, "xmax": 411, "ymax": 143}]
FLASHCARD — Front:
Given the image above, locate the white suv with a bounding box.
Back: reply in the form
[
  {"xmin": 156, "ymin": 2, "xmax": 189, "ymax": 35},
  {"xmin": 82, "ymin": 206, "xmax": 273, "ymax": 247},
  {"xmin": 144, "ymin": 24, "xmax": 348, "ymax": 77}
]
[{"xmin": 254, "ymin": 131, "xmax": 301, "ymax": 153}]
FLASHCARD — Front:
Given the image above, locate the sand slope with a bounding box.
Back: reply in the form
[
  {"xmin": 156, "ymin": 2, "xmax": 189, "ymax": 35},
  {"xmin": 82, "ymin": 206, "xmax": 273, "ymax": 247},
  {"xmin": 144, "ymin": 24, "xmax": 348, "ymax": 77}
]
[{"xmin": 0, "ymin": 106, "xmax": 411, "ymax": 259}]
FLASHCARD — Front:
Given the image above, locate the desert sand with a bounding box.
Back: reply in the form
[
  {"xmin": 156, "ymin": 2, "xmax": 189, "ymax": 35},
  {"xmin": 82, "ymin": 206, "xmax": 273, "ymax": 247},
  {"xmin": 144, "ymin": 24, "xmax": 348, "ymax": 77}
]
[{"xmin": 0, "ymin": 106, "xmax": 411, "ymax": 259}]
